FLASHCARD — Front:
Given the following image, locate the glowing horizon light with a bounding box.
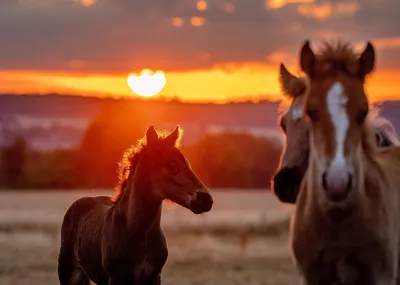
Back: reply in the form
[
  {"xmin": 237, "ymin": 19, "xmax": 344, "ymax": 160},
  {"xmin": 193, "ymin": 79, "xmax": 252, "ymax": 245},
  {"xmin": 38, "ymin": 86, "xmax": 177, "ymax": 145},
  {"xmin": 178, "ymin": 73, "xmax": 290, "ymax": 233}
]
[{"xmin": 127, "ymin": 69, "xmax": 167, "ymax": 97}]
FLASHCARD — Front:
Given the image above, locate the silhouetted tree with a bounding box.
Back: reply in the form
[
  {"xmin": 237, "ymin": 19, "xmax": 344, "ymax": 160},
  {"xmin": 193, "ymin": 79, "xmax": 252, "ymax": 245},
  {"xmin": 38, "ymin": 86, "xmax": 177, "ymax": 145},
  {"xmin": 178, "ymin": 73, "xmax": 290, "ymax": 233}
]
[
  {"xmin": 1, "ymin": 136, "xmax": 28, "ymax": 188},
  {"xmin": 187, "ymin": 133, "xmax": 281, "ymax": 189},
  {"xmin": 75, "ymin": 103, "xmax": 148, "ymax": 187}
]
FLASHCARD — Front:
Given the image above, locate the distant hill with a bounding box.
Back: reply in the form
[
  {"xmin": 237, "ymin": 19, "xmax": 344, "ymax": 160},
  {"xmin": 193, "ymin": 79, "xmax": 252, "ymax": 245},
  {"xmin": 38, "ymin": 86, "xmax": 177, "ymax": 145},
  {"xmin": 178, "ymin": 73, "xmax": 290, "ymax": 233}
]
[{"xmin": 0, "ymin": 94, "xmax": 398, "ymax": 150}]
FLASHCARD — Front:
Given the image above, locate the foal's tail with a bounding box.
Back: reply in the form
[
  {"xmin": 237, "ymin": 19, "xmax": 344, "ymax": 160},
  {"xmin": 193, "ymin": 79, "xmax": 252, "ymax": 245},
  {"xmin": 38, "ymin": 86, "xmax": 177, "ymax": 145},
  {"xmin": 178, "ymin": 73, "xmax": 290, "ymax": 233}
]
[
  {"xmin": 58, "ymin": 204, "xmax": 89, "ymax": 284},
  {"xmin": 58, "ymin": 206, "xmax": 76, "ymax": 282}
]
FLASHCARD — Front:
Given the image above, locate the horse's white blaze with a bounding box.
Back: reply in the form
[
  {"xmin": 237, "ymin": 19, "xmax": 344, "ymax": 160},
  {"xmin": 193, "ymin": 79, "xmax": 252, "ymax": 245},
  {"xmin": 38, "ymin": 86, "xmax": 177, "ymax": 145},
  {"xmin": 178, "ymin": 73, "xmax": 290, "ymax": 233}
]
[
  {"xmin": 325, "ymin": 82, "xmax": 351, "ymax": 191},
  {"xmin": 291, "ymin": 106, "xmax": 303, "ymax": 121}
]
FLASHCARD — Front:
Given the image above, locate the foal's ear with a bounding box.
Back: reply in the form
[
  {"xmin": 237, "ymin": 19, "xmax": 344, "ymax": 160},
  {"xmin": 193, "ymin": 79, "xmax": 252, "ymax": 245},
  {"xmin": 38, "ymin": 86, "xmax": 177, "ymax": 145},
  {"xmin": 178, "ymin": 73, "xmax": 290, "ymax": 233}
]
[
  {"xmin": 279, "ymin": 63, "xmax": 306, "ymax": 98},
  {"xmin": 146, "ymin": 125, "xmax": 159, "ymax": 146},
  {"xmin": 358, "ymin": 41, "xmax": 375, "ymax": 79},
  {"xmin": 300, "ymin": 40, "xmax": 316, "ymax": 79},
  {"xmin": 164, "ymin": 125, "xmax": 182, "ymax": 147}
]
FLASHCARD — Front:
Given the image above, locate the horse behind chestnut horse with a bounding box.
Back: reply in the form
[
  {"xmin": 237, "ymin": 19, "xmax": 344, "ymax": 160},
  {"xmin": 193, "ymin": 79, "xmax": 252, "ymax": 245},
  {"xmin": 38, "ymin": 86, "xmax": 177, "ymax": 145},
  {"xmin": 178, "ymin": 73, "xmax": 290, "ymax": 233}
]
[
  {"xmin": 58, "ymin": 125, "xmax": 213, "ymax": 285},
  {"xmin": 272, "ymin": 63, "xmax": 399, "ymax": 204},
  {"xmin": 291, "ymin": 40, "xmax": 400, "ymax": 284}
]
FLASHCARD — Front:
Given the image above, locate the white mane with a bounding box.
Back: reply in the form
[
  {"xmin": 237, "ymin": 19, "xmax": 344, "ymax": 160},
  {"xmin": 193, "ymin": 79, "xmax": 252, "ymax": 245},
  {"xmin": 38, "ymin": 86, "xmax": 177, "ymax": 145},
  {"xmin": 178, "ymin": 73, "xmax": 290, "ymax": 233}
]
[{"xmin": 368, "ymin": 103, "xmax": 400, "ymax": 146}]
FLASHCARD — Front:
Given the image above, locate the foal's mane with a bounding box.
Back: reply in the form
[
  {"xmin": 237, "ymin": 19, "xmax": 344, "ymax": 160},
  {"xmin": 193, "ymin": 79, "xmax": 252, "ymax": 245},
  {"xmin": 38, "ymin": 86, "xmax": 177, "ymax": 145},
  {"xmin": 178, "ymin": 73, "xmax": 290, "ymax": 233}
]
[
  {"xmin": 317, "ymin": 40, "xmax": 359, "ymax": 64},
  {"xmin": 112, "ymin": 128, "xmax": 182, "ymax": 203}
]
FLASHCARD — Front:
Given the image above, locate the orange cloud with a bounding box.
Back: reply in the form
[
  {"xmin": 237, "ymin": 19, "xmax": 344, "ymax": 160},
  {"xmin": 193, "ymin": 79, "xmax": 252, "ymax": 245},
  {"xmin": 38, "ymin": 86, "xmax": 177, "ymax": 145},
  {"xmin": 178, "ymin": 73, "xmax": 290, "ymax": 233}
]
[
  {"xmin": 191, "ymin": 17, "xmax": 206, "ymax": 27},
  {"xmin": 79, "ymin": 0, "xmax": 96, "ymax": 7},
  {"xmin": 172, "ymin": 17, "xmax": 185, "ymax": 28},
  {"xmin": 313, "ymin": 29, "xmax": 339, "ymax": 40},
  {"xmin": 266, "ymin": 51, "xmax": 297, "ymax": 66},
  {"xmin": 297, "ymin": 2, "xmax": 359, "ymax": 19},
  {"xmin": 197, "ymin": 0, "xmax": 208, "ymax": 11},
  {"xmin": 222, "ymin": 2, "xmax": 236, "ymax": 13},
  {"xmin": 373, "ymin": 37, "xmax": 400, "ymax": 49},
  {"xmin": 265, "ymin": 0, "xmax": 314, "ymax": 10}
]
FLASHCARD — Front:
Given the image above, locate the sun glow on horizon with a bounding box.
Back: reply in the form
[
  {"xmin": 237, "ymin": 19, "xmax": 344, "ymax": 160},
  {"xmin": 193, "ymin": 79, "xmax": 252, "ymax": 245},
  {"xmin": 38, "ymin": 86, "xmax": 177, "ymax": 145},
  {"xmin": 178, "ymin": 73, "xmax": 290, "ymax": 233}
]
[
  {"xmin": 127, "ymin": 69, "xmax": 167, "ymax": 97},
  {"xmin": 0, "ymin": 64, "xmax": 400, "ymax": 103}
]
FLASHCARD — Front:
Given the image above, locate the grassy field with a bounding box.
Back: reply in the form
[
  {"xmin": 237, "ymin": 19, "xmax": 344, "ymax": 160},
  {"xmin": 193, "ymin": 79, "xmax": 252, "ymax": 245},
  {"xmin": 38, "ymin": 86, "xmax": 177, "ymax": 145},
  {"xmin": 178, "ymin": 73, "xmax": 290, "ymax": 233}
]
[{"xmin": 0, "ymin": 189, "xmax": 299, "ymax": 284}]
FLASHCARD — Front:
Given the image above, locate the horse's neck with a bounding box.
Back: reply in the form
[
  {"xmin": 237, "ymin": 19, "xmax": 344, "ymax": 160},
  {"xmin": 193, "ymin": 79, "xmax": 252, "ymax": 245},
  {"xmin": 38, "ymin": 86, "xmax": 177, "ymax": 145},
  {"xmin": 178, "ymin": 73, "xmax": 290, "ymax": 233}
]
[{"xmin": 114, "ymin": 177, "xmax": 163, "ymax": 237}]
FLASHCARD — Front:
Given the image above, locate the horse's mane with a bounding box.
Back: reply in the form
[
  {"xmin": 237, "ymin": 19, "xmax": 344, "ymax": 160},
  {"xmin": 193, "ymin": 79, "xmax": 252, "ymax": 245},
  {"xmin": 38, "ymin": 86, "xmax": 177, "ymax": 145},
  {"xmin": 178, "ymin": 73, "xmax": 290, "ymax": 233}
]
[
  {"xmin": 112, "ymin": 128, "xmax": 182, "ymax": 203},
  {"xmin": 317, "ymin": 40, "xmax": 359, "ymax": 63},
  {"xmin": 368, "ymin": 104, "xmax": 400, "ymax": 146}
]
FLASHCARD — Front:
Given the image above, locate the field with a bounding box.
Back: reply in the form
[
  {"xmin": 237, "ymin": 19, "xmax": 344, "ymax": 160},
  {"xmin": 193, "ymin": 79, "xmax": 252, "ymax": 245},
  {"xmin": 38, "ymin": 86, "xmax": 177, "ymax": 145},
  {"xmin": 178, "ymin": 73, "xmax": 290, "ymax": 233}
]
[{"xmin": 0, "ymin": 189, "xmax": 299, "ymax": 284}]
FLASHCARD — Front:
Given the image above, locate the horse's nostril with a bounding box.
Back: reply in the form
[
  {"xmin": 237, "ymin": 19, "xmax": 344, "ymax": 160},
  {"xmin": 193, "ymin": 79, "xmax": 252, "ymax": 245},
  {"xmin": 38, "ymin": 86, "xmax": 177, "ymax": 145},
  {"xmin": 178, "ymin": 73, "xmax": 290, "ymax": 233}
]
[
  {"xmin": 197, "ymin": 192, "xmax": 212, "ymax": 204},
  {"xmin": 322, "ymin": 171, "xmax": 328, "ymax": 191},
  {"xmin": 347, "ymin": 174, "xmax": 352, "ymax": 191},
  {"xmin": 272, "ymin": 167, "xmax": 303, "ymax": 204}
]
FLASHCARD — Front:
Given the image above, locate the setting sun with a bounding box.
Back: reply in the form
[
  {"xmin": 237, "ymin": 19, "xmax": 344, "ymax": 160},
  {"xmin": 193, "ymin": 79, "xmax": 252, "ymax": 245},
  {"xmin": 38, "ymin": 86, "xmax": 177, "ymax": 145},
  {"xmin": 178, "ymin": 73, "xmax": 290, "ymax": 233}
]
[{"xmin": 127, "ymin": 69, "xmax": 167, "ymax": 97}]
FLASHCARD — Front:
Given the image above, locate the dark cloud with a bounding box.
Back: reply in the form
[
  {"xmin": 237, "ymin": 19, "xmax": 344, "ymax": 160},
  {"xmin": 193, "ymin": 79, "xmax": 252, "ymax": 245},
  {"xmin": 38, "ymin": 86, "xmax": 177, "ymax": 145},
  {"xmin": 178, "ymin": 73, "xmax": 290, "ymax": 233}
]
[{"xmin": 0, "ymin": 0, "xmax": 398, "ymax": 74}]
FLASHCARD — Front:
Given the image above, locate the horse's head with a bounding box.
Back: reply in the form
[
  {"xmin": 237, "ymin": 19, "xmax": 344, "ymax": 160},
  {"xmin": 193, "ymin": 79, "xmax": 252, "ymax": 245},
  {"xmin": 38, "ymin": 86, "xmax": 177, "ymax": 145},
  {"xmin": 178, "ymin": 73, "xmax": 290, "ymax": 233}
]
[
  {"xmin": 272, "ymin": 64, "xmax": 310, "ymax": 203},
  {"xmin": 300, "ymin": 40, "xmax": 375, "ymax": 204},
  {"xmin": 141, "ymin": 125, "xmax": 213, "ymax": 214}
]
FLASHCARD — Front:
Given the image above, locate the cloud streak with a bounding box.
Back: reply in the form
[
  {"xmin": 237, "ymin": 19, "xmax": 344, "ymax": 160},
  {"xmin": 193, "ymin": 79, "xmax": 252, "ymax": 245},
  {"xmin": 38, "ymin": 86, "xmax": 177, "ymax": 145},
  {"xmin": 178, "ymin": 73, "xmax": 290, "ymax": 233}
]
[{"xmin": 0, "ymin": 0, "xmax": 399, "ymax": 74}]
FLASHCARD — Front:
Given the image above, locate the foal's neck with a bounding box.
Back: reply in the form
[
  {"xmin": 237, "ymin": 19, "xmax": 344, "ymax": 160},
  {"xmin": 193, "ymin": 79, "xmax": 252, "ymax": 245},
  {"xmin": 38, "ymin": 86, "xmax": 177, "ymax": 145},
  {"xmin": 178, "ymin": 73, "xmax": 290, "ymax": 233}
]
[{"xmin": 115, "ymin": 176, "xmax": 163, "ymax": 236}]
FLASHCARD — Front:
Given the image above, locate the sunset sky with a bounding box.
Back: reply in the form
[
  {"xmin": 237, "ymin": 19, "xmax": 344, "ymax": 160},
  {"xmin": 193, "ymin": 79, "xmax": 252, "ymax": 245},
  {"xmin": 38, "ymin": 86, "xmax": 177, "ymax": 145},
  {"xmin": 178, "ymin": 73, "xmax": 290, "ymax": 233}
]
[{"xmin": 1, "ymin": 0, "xmax": 400, "ymax": 102}]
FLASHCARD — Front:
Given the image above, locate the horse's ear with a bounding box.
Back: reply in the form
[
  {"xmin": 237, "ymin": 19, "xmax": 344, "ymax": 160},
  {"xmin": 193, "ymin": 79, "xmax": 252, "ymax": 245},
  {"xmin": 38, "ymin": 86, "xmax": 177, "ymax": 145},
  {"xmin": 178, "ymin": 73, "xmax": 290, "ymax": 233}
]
[
  {"xmin": 300, "ymin": 40, "xmax": 316, "ymax": 79},
  {"xmin": 164, "ymin": 125, "xmax": 182, "ymax": 146},
  {"xmin": 358, "ymin": 42, "xmax": 375, "ymax": 79},
  {"xmin": 146, "ymin": 125, "xmax": 159, "ymax": 146},
  {"xmin": 279, "ymin": 63, "xmax": 305, "ymax": 98}
]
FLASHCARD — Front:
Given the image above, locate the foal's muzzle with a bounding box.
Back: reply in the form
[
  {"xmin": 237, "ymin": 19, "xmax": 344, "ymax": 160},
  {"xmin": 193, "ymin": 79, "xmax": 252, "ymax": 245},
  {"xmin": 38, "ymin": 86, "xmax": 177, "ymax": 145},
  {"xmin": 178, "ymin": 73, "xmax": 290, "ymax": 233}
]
[
  {"xmin": 272, "ymin": 166, "xmax": 303, "ymax": 204},
  {"xmin": 190, "ymin": 191, "xmax": 213, "ymax": 214},
  {"xmin": 322, "ymin": 171, "xmax": 353, "ymax": 202}
]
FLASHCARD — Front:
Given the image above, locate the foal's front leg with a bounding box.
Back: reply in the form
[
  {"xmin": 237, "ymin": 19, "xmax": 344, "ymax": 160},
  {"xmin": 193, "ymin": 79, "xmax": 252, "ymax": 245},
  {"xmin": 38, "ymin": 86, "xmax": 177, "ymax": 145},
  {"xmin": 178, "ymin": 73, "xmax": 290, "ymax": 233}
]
[
  {"xmin": 152, "ymin": 274, "xmax": 161, "ymax": 285},
  {"xmin": 108, "ymin": 276, "xmax": 133, "ymax": 285}
]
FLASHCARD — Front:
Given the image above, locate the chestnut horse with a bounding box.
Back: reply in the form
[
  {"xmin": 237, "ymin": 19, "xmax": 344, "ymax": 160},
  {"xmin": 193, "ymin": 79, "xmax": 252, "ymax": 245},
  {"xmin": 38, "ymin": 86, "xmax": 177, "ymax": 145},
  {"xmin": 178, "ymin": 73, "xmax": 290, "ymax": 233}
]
[
  {"xmin": 272, "ymin": 63, "xmax": 399, "ymax": 204},
  {"xmin": 58, "ymin": 125, "xmax": 213, "ymax": 285},
  {"xmin": 290, "ymin": 40, "xmax": 400, "ymax": 284}
]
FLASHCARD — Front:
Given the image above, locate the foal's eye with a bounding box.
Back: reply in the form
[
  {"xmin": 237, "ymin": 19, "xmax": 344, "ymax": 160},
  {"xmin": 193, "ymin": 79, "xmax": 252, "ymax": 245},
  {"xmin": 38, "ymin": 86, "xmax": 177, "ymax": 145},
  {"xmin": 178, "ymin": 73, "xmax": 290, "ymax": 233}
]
[
  {"xmin": 357, "ymin": 108, "xmax": 368, "ymax": 124},
  {"xmin": 169, "ymin": 162, "xmax": 180, "ymax": 175}
]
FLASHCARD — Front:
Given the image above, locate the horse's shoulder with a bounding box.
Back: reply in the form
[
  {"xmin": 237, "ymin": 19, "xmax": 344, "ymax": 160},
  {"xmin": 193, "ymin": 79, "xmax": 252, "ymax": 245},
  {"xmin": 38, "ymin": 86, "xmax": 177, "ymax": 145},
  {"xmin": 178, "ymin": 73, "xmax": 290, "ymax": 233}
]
[{"xmin": 65, "ymin": 195, "xmax": 113, "ymax": 217}]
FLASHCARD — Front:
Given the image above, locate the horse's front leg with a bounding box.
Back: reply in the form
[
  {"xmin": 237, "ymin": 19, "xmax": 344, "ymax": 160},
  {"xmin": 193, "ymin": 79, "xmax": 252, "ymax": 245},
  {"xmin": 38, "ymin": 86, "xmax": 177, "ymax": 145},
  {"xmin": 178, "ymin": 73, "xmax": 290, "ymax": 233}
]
[
  {"xmin": 108, "ymin": 276, "xmax": 133, "ymax": 285},
  {"xmin": 147, "ymin": 272, "xmax": 161, "ymax": 285}
]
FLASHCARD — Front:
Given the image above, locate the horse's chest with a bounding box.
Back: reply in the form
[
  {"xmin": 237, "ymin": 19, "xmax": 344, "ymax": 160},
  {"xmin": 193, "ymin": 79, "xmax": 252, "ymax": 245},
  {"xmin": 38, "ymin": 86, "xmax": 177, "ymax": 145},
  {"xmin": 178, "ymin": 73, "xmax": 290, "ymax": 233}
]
[{"xmin": 131, "ymin": 237, "xmax": 168, "ymax": 280}]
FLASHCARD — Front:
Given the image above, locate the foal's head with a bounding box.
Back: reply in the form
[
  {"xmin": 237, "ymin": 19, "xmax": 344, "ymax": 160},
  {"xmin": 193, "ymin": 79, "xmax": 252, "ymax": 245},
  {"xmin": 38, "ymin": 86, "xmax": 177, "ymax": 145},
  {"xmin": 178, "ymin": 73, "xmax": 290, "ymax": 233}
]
[
  {"xmin": 272, "ymin": 64, "xmax": 310, "ymax": 203},
  {"xmin": 300, "ymin": 40, "xmax": 375, "ymax": 204},
  {"xmin": 116, "ymin": 125, "xmax": 213, "ymax": 214}
]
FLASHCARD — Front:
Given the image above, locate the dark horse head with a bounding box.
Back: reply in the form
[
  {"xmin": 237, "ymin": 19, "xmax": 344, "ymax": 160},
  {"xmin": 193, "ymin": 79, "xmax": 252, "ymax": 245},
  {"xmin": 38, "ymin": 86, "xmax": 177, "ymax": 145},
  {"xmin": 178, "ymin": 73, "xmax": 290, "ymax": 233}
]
[{"xmin": 115, "ymin": 125, "xmax": 213, "ymax": 214}]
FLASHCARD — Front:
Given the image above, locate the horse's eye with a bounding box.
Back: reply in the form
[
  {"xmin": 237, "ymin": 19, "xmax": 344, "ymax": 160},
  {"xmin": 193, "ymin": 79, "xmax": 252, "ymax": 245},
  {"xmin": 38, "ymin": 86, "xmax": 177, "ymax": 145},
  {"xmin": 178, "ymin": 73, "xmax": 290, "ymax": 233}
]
[
  {"xmin": 169, "ymin": 162, "xmax": 180, "ymax": 175},
  {"xmin": 357, "ymin": 108, "xmax": 368, "ymax": 125}
]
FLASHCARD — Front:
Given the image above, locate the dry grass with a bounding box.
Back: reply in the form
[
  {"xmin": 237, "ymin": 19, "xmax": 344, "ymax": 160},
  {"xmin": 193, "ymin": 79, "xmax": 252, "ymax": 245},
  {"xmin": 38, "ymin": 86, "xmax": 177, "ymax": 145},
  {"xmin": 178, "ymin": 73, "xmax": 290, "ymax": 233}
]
[{"xmin": 0, "ymin": 190, "xmax": 299, "ymax": 284}]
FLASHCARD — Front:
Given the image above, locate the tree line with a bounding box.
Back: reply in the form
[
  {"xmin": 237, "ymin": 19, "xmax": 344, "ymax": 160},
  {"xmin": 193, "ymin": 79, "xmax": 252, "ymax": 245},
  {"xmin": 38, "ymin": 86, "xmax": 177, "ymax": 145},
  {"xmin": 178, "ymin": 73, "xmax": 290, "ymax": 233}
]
[{"xmin": 0, "ymin": 104, "xmax": 282, "ymax": 190}]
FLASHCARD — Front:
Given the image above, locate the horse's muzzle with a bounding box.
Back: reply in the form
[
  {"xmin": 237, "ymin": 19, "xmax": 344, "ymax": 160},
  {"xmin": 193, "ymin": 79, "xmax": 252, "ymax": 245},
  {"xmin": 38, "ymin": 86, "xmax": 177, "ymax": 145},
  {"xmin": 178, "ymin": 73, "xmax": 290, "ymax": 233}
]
[
  {"xmin": 190, "ymin": 191, "xmax": 213, "ymax": 214},
  {"xmin": 272, "ymin": 166, "xmax": 303, "ymax": 204}
]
